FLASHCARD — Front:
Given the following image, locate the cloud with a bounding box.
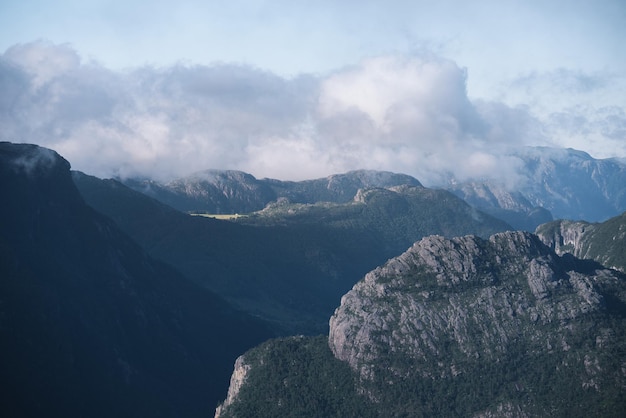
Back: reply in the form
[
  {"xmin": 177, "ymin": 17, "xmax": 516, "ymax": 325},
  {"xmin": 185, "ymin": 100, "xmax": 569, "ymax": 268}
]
[
  {"xmin": 1, "ymin": 41, "xmax": 621, "ymax": 185},
  {"xmin": 4, "ymin": 41, "xmax": 81, "ymax": 87},
  {"xmin": 501, "ymin": 68, "xmax": 626, "ymax": 159}
]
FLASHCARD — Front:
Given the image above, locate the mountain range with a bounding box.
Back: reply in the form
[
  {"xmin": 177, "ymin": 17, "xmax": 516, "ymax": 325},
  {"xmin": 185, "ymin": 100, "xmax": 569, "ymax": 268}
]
[
  {"xmin": 120, "ymin": 147, "xmax": 626, "ymax": 231},
  {"xmin": 3, "ymin": 141, "xmax": 626, "ymax": 417}
]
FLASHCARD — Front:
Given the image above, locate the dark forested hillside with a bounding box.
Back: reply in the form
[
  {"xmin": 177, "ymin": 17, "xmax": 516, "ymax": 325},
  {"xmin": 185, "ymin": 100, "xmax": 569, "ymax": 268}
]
[
  {"xmin": 0, "ymin": 142, "xmax": 273, "ymax": 417},
  {"xmin": 74, "ymin": 171, "xmax": 511, "ymax": 335}
]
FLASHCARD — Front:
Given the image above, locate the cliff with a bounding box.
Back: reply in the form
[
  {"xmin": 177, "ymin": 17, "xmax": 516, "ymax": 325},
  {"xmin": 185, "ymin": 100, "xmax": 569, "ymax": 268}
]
[{"xmin": 536, "ymin": 211, "xmax": 626, "ymax": 273}]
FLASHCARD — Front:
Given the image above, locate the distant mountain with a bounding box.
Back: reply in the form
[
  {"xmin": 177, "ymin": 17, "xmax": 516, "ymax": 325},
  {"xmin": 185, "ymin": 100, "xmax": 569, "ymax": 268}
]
[
  {"xmin": 445, "ymin": 147, "xmax": 626, "ymax": 228},
  {"xmin": 217, "ymin": 231, "xmax": 626, "ymax": 417},
  {"xmin": 536, "ymin": 211, "xmax": 626, "ymax": 273},
  {"xmin": 74, "ymin": 172, "xmax": 510, "ymax": 335},
  {"xmin": 122, "ymin": 169, "xmax": 422, "ymax": 213},
  {"xmin": 123, "ymin": 147, "xmax": 626, "ymax": 231},
  {"xmin": 123, "ymin": 170, "xmax": 277, "ymax": 214},
  {"xmin": 0, "ymin": 142, "xmax": 273, "ymax": 417}
]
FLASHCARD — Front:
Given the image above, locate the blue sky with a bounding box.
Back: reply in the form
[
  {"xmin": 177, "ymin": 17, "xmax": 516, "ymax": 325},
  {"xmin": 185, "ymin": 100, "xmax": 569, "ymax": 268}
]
[{"xmin": 1, "ymin": 0, "xmax": 625, "ymax": 182}]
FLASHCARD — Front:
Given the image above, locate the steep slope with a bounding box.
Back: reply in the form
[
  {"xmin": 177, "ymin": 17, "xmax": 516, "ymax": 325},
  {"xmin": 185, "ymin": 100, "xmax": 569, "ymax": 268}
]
[
  {"xmin": 445, "ymin": 147, "xmax": 626, "ymax": 226},
  {"xmin": 122, "ymin": 169, "xmax": 422, "ymax": 213},
  {"xmin": 0, "ymin": 142, "xmax": 273, "ymax": 417},
  {"xmin": 218, "ymin": 231, "xmax": 626, "ymax": 417},
  {"xmin": 535, "ymin": 211, "xmax": 626, "ymax": 273},
  {"xmin": 74, "ymin": 172, "xmax": 510, "ymax": 335}
]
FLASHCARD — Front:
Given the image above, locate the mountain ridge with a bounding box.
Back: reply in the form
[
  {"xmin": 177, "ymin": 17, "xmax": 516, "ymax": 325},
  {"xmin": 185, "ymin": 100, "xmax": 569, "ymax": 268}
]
[{"xmin": 122, "ymin": 168, "xmax": 423, "ymax": 214}]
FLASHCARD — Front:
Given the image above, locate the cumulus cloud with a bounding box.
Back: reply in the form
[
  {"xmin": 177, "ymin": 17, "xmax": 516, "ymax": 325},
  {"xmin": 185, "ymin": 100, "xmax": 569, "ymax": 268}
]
[{"xmin": 1, "ymin": 40, "xmax": 619, "ymax": 186}]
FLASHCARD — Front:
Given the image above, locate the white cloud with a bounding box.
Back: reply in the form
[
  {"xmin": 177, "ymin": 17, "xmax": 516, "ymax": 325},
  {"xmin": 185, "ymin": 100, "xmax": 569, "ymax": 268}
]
[
  {"xmin": 1, "ymin": 41, "xmax": 623, "ymax": 186},
  {"xmin": 4, "ymin": 41, "xmax": 81, "ymax": 88}
]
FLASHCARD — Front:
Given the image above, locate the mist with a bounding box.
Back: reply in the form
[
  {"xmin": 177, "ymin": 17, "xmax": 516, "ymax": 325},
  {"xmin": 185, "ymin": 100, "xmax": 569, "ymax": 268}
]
[{"xmin": 1, "ymin": 41, "xmax": 621, "ymax": 186}]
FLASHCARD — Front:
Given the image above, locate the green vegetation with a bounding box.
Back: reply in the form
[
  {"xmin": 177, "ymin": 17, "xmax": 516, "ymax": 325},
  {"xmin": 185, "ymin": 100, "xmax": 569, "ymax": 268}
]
[
  {"xmin": 237, "ymin": 186, "xmax": 511, "ymax": 252},
  {"xmin": 218, "ymin": 336, "xmax": 375, "ymax": 418},
  {"xmin": 583, "ymin": 212, "xmax": 626, "ymax": 272},
  {"xmin": 220, "ymin": 320, "xmax": 626, "ymax": 417},
  {"xmin": 217, "ymin": 319, "xmax": 626, "ymax": 417},
  {"xmin": 360, "ymin": 317, "xmax": 626, "ymax": 417}
]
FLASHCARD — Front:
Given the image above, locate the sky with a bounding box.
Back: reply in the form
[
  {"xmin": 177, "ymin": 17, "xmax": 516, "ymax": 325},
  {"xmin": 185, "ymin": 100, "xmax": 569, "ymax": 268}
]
[{"xmin": 1, "ymin": 0, "xmax": 625, "ymax": 184}]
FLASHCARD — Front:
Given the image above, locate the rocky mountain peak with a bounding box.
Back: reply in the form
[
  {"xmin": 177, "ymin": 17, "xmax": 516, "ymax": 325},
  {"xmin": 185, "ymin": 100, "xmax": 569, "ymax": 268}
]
[{"xmin": 329, "ymin": 231, "xmax": 623, "ymax": 385}]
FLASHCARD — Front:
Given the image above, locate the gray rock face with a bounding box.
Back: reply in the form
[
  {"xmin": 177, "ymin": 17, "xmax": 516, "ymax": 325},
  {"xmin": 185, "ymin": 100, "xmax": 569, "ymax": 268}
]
[
  {"xmin": 536, "ymin": 212, "xmax": 626, "ymax": 273},
  {"xmin": 215, "ymin": 356, "xmax": 251, "ymax": 418},
  {"xmin": 535, "ymin": 219, "xmax": 591, "ymax": 257},
  {"xmin": 329, "ymin": 231, "xmax": 625, "ymax": 389}
]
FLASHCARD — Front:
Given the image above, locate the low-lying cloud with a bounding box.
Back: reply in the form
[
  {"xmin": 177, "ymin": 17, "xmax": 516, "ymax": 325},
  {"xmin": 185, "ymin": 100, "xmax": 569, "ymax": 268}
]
[{"xmin": 1, "ymin": 41, "xmax": 621, "ymax": 185}]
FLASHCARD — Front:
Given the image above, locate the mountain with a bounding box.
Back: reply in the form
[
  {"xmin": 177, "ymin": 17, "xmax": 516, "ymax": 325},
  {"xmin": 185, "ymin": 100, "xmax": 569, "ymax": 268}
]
[
  {"xmin": 74, "ymin": 171, "xmax": 511, "ymax": 335},
  {"xmin": 217, "ymin": 231, "xmax": 626, "ymax": 417},
  {"xmin": 535, "ymin": 211, "xmax": 626, "ymax": 273},
  {"xmin": 122, "ymin": 147, "xmax": 626, "ymax": 231},
  {"xmin": 445, "ymin": 147, "xmax": 626, "ymax": 228},
  {"xmin": 122, "ymin": 169, "xmax": 423, "ymax": 213},
  {"xmin": 0, "ymin": 142, "xmax": 273, "ymax": 417}
]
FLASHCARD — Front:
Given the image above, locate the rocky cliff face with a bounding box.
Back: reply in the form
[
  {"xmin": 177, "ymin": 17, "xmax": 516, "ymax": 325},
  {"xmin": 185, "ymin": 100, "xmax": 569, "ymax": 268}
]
[
  {"xmin": 446, "ymin": 179, "xmax": 553, "ymax": 231},
  {"xmin": 329, "ymin": 232, "xmax": 622, "ymax": 376},
  {"xmin": 326, "ymin": 231, "xmax": 626, "ymax": 415},
  {"xmin": 215, "ymin": 356, "xmax": 251, "ymax": 418},
  {"xmin": 536, "ymin": 212, "xmax": 626, "ymax": 273},
  {"xmin": 535, "ymin": 219, "xmax": 591, "ymax": 257}
]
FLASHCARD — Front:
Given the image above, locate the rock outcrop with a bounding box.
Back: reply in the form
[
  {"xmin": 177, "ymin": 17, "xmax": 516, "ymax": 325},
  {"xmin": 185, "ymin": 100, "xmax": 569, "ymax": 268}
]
[
  {"xmin": 215, "ymin": 356, "xmax": 251, "ymax": 418},
  {"xmin": 536, "ymin": 212, "xmax": 626, "ymax": 273}
]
